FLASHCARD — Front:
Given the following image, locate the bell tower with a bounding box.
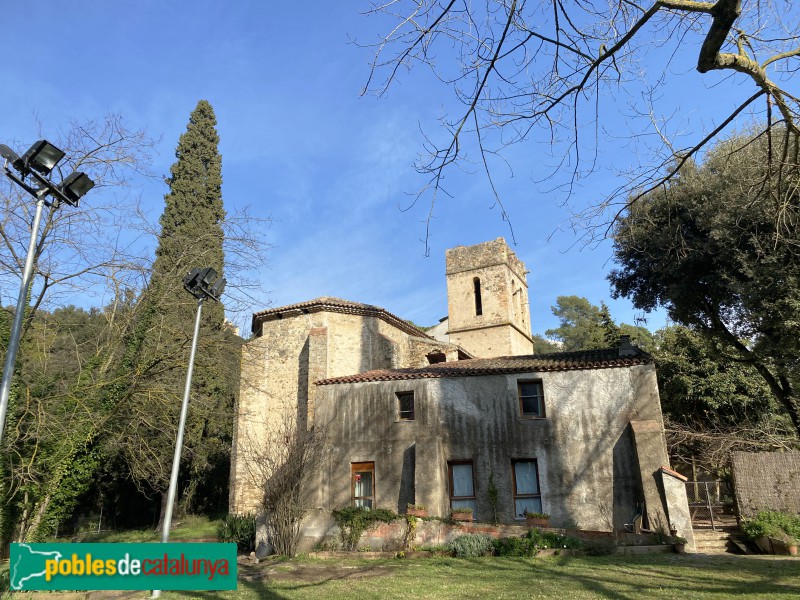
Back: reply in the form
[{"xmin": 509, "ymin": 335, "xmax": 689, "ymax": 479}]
[{"xmin": 445, "ymin": 238, "xmax": 534, "ymax": 358}]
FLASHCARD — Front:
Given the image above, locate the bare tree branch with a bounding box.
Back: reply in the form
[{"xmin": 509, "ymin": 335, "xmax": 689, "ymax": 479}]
[{"xmin": 361, "ymin": 1, "xmax": 800, "ymax": 248}]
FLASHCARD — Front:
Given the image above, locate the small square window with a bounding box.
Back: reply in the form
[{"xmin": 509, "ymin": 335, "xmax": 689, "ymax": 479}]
[
  {"xmin": 518, "ymin": 381, "xmax": 545, "ymax": 418},
  {"xmin": 397, "ymin": 391, "xmax": 415, "ymax": 420}
]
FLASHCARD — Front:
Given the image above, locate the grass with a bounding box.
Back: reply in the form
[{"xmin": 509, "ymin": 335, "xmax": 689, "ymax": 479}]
[
  {"xmin": 150, "ymin": 553, "xmax": 800, "ymax": 600},
  {"xmin": 72, "ymin": 515, "xmax": 219, "ymax": 543},
  {"xmin": 4, "ymin": 534, "xmax": 798, "ymax": 598}
]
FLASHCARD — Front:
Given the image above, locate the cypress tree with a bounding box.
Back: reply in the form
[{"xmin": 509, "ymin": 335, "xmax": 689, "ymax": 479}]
[
  {"xmin": 113, "ymin": 100, "xmax": 236, "ymax": 520},
  {"xmin": 151, "ymin": 99, "xmax": 225, "ymax": 324},
  {"xmin": 24, "ymin": 101, "xmax": 238, "ymax": 536}
]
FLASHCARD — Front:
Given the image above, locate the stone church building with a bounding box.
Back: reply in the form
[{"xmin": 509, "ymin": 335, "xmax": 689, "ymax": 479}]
[{"xmin": 230, "ymin": 238, "xmax": 692, "ymax": 550}]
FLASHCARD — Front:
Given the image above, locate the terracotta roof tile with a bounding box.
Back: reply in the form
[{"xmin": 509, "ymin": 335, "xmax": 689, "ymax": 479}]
[
  {"xmin": 252, "ymin": 296, "xmax": 431, "ymax": 339},
  {"xmin": 316, "ymin": 347, "xmax": 652, "ymax": 385},
  {"xmin": 660, "ymin": 466, "xmax": 688, "ymax": 482}
]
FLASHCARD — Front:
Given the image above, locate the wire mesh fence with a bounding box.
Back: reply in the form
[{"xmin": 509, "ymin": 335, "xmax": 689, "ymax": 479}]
[{"xmin": 685, "ymin": 480, "xmax": 735, "ymax": 530}]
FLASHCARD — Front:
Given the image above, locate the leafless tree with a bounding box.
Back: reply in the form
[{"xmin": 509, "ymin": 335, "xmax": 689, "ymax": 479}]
[
  {"xmin": 0, "ymin": 113, "xmax": 272, "ymax": 541},
  {"xmin": 665, "ymin": 416, "xmax": 799, "ymax": 474},
  {"xmin": 0, "ymin": 114, "xmax": 157, "ymax": 327},
  {"xmin": 239, "ymin": 404, "xmax": 328, "ymax": 556},
  {"xmin": 361, "ymin": 1, "xmax": 800, "ymax": 247}
]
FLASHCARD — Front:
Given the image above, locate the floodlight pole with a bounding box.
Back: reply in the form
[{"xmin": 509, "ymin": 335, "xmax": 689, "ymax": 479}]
[
  {"xmin": 152, "ymin": 296, "xmax": 204, "ymax": 599},
  {"xmin": 0, "ymin": 139, "xmax": 93, "ymax": 447},
  {"xmin": 0, "ymin": 193, "xmax": 47, "ymax": 447}
]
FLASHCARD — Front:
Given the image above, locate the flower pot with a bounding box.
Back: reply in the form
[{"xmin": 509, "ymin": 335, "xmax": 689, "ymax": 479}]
[
  {"xmin": 674, "ymin": 543, "xmax": 686, "ymax": 555},
  {"xmin": 452, "ymin": 512, "xmax": 473, "ymax": 522},
  {"xmin": 526, "ymin": 516, "xmax": 550, "ymax": 528},
  {"xmin": 788, "ymin": 544, "xmax": 798, "ymax": 557},
  {"xmin": 407, "ymin": 508, "xmax": 428, "ymax": 518}
]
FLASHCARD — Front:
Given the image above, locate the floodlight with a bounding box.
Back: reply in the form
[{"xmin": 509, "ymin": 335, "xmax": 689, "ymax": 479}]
[
  {"xmin": 58, "ymin": 171, "xmax": 95, "ymax": 206},
  {"xmin": 199, "ymin": 267, "xmax": 218, "ymax": 287},
  {"xmin": 183, "ymin": 268, "xmax": 204, "ymax": 298},
  {"xmin": 182, "ymin": 267, "xmax": 224, "ymax": 301},
  {"xmin": 209, "ymin": 277, "xmax": 226, "ymax": 299},
  {"xmin": 0, "ymin": 144, "xmax": 21, "ymax": 167},
  {"xmin": 19, "ymin": 140, "xmax": 65, "ymax": 175},
  {"xmin": 183, "ymin": 267, "xmax": 201, "ymax": 287},
  {"xmin": 0, "ymin": 136, "xmax": 93, "ymax": 452}
]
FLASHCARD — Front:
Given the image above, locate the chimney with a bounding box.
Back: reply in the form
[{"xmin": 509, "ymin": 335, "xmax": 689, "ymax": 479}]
[{"xmin": 618, "ymin": 334, "xmax": 636, "ymax": 357}]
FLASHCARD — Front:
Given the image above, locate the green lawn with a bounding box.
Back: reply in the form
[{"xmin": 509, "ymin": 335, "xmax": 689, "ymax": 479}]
[
  {"xmin": 73, "ymin": 515, "xmax": 219, "ymax": 543},
  {"xmin": 4, "ymin": 545, "xmax": 798, "ymax": 599},
  {"xmin": 151, "ymin": 553, "xmax": 799, "ymax": 600}
]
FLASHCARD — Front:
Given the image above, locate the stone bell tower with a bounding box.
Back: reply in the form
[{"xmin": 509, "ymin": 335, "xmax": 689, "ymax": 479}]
[{"xmin": 445, "ymin": 238, "xmax": 534, "ymax": 358}]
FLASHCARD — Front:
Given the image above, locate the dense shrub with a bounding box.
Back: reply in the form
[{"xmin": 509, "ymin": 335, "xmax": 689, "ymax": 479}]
[
  {"xmin": 331, "ymin": 507, "xmax": 398, "ymax": 550},
  {"xmin": 527, "ymin": 528, "xmax": 584, "ymax": 550},
  {"xmin": 449, "ymin": 533, "xmax": 494, "ymax": 558},
  {"xmin": 492, "ymin": 528, "xmax": 584, "ymax": 557},
  {"xmin": 492, "ymin": 534, "xmax": 537, "ymax": 557},
  {"xmin": 216, "ymin": 513, "xmax": 256, "ymax": 554},
  {"xmin": 742, "ymin": 510, "xmax": 800, "ymax": 543}
]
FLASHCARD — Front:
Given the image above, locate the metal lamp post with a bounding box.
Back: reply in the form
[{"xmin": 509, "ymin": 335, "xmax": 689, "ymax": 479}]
[
  {"xmin": 0, "ymin": 140, "xmax": 94, "ymax": 447},
  {"xmin": 153, "ymin": 267, "xmax": 225, "ymax": 599}
]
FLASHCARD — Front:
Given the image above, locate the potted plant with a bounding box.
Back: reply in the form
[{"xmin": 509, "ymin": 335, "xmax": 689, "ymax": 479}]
[
  {"xmin": 451, "ymin": 507, "xmax": 474, "ymax": 522},
  {"xmin": 407, "ymin": 503, "xmax": 428, "ymax": 518},
  {"xmin": 525, "ymin": 511, "xmax": 550, "ymax": 528},
  {"xmin": 673, "ymin": 536, "xmax": 688, "ymax": 554},
  {"xmin": 781, "ymin": 534, "xmax": 798, "ymax": 556}
]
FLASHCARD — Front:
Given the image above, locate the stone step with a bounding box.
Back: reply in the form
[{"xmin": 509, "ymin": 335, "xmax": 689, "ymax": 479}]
[{"xmin": 690, "ymin": 529, "xmax": 737, "ymax": 554}]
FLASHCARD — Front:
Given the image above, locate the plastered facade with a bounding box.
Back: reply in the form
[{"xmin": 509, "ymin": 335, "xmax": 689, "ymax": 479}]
[{"xmin": 301, "ymin": 362, "xmax": 691, "ymax": 551}]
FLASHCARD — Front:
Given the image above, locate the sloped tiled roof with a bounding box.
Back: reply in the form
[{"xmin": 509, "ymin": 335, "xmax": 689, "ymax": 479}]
[
  {"xmin": 315, "ymin": 347, "xmax": 652, "ymax": 385},
  {"xmin": 251, "ymin": 296, "xmax": 432, "ymax": 339}
]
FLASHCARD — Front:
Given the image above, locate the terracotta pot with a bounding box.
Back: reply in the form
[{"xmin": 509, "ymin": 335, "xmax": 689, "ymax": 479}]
[
  {"xmin": 407, "ymin": 508, "xmax": 428, "ymax": 518},
  {"xmin": 526, "ymin": 517, "xmax": 550, "ymax": 528},
  {"xmin": 788, "ymin": 544, "xmax": 798, "ymax": 557},
  {"xmin": 674, "ymin": 543, "xmax": 687, "ymax": 555},
  {"xmin": 452, "ymin": 511, "xmax": 473, "ymax": 522}
]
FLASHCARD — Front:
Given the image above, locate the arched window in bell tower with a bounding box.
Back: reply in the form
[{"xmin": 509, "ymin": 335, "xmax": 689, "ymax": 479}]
[{"xmin": 473, "ymin": 277, "xmax": 483, "ymax": 316}]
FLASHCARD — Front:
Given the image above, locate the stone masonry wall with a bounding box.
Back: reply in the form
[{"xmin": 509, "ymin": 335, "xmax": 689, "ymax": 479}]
[
  {"xmin": 230, "ymin": 309, "xmax": 465, "ymax": 514},
  {"xmin": 445, "ymin": 238, "xmax": 533, "ymax": 357}
]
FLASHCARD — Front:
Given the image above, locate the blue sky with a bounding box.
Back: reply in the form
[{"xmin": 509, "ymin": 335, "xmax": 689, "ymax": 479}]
[{"xmin": 0, "ymin": 1, "xmax": 766, "ymax": 335}]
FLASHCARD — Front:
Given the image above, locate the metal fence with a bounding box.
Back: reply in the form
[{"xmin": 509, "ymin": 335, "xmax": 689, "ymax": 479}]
[{"xmin": 685, "ymin": 480, "xmax": 734, "ymax": 530}]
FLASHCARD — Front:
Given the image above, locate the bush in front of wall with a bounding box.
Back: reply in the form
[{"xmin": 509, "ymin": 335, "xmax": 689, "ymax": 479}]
[
  {"xmin": 742, "ymin": 510, "xmax": 800, "ymax": 544},
  {"xmin": 216, "ymin": 513, "xmax": 256, "ymax": 554},
  {"xmin": 492, "ymin": 528, "xmax": 584, "ymax": 557},
  {"xmin": 448, "ymin": 533, "xmax": 494, "ymax": 558},
  {"xmin": 492, "ymin": 534, "xmax": 538, "ymax": 557},
  {"xmin": 526, "ymin": 527, "xmax": 584, "ymax": 550}
]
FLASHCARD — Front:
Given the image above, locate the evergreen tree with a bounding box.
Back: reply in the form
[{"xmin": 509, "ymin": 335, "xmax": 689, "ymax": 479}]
[
  {"xmin": 610, "ymin": 129, "xmax": 800, "ymax": 437},
  {"xmin": 545, "ymin": 296, "xmax": 606, "ymax": 351},
  {"xmin": 544, "ymin": 296, "xmax": 655, "ymax": 352},
  {"xmin": 599, "ymin": 302, "xmax": 621, "ymax": 348},
  {"xmin": 113, "ymin": 100, "xmax": 237, "ymax": 520}
]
